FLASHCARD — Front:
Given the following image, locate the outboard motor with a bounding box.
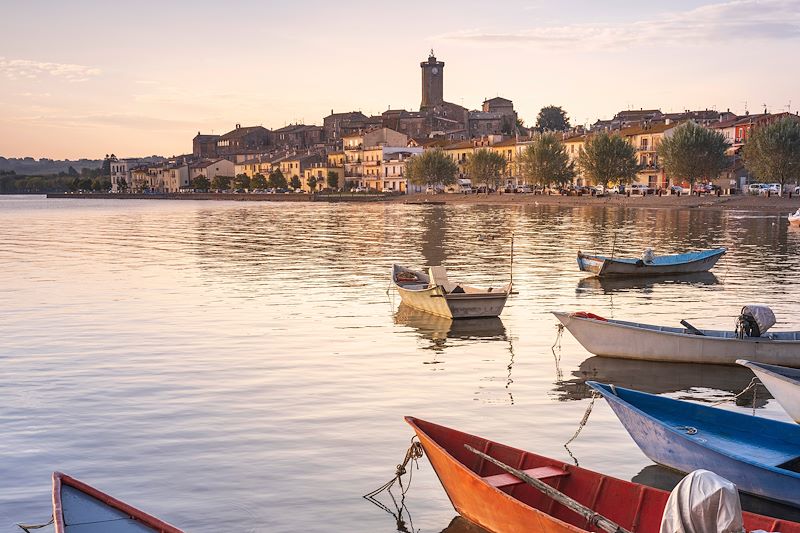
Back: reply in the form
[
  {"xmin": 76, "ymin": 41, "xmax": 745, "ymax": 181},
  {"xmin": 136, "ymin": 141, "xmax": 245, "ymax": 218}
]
[{"xmin": 735, "ymin": 305, "xmax": 776, "ymax": 339}]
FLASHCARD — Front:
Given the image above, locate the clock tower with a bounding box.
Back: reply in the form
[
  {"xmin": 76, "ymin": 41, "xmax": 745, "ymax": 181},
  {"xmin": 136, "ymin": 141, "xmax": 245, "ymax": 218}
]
[{"xmin": 420, "ymin": 50, "xmax": 444, "ymax": 111}]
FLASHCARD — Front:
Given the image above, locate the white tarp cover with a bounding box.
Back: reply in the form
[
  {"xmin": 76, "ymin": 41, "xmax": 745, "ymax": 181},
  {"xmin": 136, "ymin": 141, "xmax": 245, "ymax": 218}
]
[
  {"xmin": 742, "ymin": 305, "xmax": 777, "ymax": 335},
  {"xmin": 659, "ymin": 470, "xmax": 745, "ymax": 533}
]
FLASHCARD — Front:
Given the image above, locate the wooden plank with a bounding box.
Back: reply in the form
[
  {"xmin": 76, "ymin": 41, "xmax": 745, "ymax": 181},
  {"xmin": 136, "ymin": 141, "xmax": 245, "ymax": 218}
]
[{"xmin": 483, "ymin": 465, "xmax": 568, "ymax": 488}]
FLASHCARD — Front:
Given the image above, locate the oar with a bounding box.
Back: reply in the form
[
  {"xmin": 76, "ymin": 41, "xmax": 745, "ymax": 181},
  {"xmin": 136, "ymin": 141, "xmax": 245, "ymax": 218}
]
[
  {"xmin": 680, "ymin": 319, "xmax": 705, "ymax": 336},
  {"xmin": 465, "ymin": 445, "xmax": 631, "ymax": 533}
]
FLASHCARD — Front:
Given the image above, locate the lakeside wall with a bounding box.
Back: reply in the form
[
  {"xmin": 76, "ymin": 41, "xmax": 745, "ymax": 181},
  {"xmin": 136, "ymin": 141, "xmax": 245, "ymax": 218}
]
[{"xmin": 45, "ymin": 192, "xmax": 392, "ymax": 203}]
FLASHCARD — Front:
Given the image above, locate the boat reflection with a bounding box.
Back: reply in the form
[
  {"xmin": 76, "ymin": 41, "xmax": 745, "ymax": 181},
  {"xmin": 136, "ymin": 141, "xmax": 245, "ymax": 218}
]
[
  {"xmin": 553, "ymin": 356, "xmax": 771, "ymax": 407},
  {"xmin": 393, "ymin": 303, "xmax": 508, "ymax": 352},
  {"xmin": 439, "ymin": 515, "xmax": 490, "ymax": 533},
  {"xmin": 633, "ymin": 464, "xmax": 800, "ymax": 522},
  {"xmin": 576, "ymin": 271, "xmax": 720, "ymax": 295}
]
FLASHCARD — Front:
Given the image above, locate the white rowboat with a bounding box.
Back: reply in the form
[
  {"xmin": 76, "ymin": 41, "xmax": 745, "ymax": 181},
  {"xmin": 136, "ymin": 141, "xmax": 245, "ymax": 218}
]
[
  {"xmin": 738, "ymin": 359, "xmax": 800, "ymax": 423},
  {"xmin": 789, "ymin": 209, "xmax": 800, "ymax": 227},
  {"xmin": 392, "ymin": 264, "xmax": 511, "ymax": 319},
  {"xmin": 553, "ymin": 311, "xmax": 800, "ymax": 367}
]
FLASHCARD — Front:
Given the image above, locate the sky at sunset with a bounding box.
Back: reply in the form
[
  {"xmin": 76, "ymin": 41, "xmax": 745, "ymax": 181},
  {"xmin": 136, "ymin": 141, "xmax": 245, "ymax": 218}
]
[{"xmin": 1, "ymin": 0, "xmax": 799, "ymax": 159}]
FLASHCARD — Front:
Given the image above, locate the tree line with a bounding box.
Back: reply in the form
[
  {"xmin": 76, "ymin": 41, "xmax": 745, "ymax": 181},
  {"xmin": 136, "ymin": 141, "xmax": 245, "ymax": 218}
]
[
  {"xmin": 189, "ymin": 169, "xmax": 341, "ymax": 193},
  {"xmin": 0, "ymin": 167, "xmax": 108, "ymax": 193},
  {"xmin": 404, "ymin": 118, "xmax": 800, "ymax": 193}
]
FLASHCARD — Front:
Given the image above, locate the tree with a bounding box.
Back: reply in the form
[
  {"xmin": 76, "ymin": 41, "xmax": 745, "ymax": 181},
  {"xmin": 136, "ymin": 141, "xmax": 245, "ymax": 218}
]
[
  {"xmin": 211, "ymin": 175, "xmax": 231, "ymax": 191},
  {"xmin": 326, "ymin": 170, "xmax": 339, "ymax": 190},
  {"xmin": 517, "ymin": 133, "xmax": 575, "ymax": 187},
  {"xmin": 67, "ymin": 166, "xmax": 79, "ymax": 177},
  {"xmin": 233, "ymin": 173, "xmax": 251, "ymax": 190},
  {"xmin": 268, "ymin": 169, "xmax": 287, "ymax": 189},
  {"xmin": 743, "ymin": 118, "xmax": 800, "ymax": 194},
  {"xmin": 117, "ymin": 176, "xmax": 129, "ymax": 193},
  {"xmin": 290, "ymin": 176, "xmax": 301, "ymax": 190},
  {"xmin": 658, "ymin": 121, "xmax": 729, "ymax": 194},
  {"xmin": 405, "ymin": 148, "xmax": 459, "ymax": 188},
  {"xmin": 251, "ymin": 173, "xmax": 268, "ymax": 189},
  {"xmin": 78, "ymin": 178, "xmax": 93, "ymax": 191},
  {"xmin": 192, "ymin": 176, "xmax": 210, "ymax": 191},
  {"xmin": 535, "ymin": 105, "xmax": 570, "ymax": 131},
  {"xmin": 307, "ymin": 175, "xmax": 319, "ymax": 192},
  {"xmin": 578, "ymin": 132, "xmax": 639, "ymax": 188},
  {"xmin": 465, "ymin": 149, "xmax": 507, "ymax": 192}
]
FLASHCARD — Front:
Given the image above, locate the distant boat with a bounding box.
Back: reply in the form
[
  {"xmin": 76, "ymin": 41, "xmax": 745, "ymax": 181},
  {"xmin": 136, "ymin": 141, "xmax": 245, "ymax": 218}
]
[
  {"xmin": 392, "ymin": 264, "xmax": 511, "ymax": 319},
  {"xmin": 588, "ymin": 381, "xmax": 800, "ymax": 507},
  {"xmin": 738, "ymin": 359, "xmax": 800, "ymax": 423},
  {"xmin": 576, "ymin": 247, "xmax": 725, "ymax": 277},
  {"xmin": 405, "ymin": 416, "xmax": 800, "ymax": 532},
  {"xmin": 49, "ymin": 472, "xmax": 183, "ymax": 532},
  {"xmin": 790, "ymin": 208, "xmax": 800, "ymax": 227},
  {"xmin": 553, "ymin": 308, "xmax": 800, "ymax": 367}
]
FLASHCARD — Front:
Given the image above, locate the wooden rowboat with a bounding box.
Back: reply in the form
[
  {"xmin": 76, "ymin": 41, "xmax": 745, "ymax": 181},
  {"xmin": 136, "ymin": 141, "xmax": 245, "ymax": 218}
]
[
  {"xmin": 392, "ymin": 264, "xmax": 511, "ymax": 319},
  {"xmin": 588, "ymin": 381, "xmax": 800, "ymax": 507},
  {"xmin": 576, "ymin": 248, "xmax": 725, "ymax": 277},
  {"xmin": 553, "ymin": 311, "xmax": 800, "ymax": 367},
  {"xmin": 51, "ymin": 472, "xmax": 183, "ymax": 532},
  {"xmin": 738, "ymin": 359, "xmax": 800, "ymax": 423},
  {"xmin": 405, "ymin": 416, "xmax": 800, "ymax": 532}
]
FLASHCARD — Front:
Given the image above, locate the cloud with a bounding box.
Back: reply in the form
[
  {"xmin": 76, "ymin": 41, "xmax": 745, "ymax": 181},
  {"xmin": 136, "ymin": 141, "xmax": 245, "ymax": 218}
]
[
  {"xmin": 9, "ymin": 112, "xmax": 196, "ymax": 130},
  {"xmin": 438, "ymin": 0, "xmax": 800, "ymax": 48},
  {"xmin": 0, "ymin": 57, "xmax": 101, "ymax": 82}
]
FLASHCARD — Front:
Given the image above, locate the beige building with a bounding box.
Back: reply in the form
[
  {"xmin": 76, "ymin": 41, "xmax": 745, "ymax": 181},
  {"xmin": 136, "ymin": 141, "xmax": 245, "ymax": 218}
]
[
  {"xmin": 303, "ymin": 163, "xmax": 344, "ymax": 191},
  {"xmin": 190, "ymin": 159, "xmax": 234, "ymax": 183},
  {"xmin": 622, "ymin": 122, "xmax": 680, "ymax": 189}
]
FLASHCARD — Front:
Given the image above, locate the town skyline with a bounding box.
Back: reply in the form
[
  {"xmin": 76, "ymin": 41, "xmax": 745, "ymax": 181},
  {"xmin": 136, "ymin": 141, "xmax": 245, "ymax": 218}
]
[{"xmin": 2, "ymin": 0, "xmax": 799, "ymax": 159}]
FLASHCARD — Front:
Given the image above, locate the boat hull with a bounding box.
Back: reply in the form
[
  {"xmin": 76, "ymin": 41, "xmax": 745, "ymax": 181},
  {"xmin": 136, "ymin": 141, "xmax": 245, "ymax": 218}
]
[
  {"xmin": 577, "ymin": 248, "xmax": 725, "ymax": 277},
  {"xmin": 553, "ymin": 312, "xmax": 800, "ymax": 367},
  {"xmin": 789, "ymin": 215, "xmax": 800, "ymax": 227},
  {"xmin": 588, "ymin": 382, "xmax": 800, "ymax": 508},
  {"xmin": 738, "ymin": 359, "xmax": 800, "ymax": 423},
  {"xmin": 405, "ymin": 417, "xmax": 799, "ymax": 533}
]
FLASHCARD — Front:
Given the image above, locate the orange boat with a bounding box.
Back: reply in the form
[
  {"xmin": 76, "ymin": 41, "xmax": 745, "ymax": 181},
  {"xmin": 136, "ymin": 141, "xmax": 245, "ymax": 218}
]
[{"xmin": 406, "ymin": 417, "xmax": 800, "ymax": 533}]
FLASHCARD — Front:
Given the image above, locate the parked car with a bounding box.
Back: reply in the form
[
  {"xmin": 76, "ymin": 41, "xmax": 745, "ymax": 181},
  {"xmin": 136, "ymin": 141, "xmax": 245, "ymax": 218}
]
[
  {"xmin": 381, "ymin": 187, "xmax": 394, "ymax": 193},
  {"xmin": 692, "ymin": 183, "xmax": 713, "ymax": 194},
  {"xmin": 669, "ymin": 185, "xmax": 686, "ymax": 195},
  {"xmin": 628, "ymin": 184, "xmax": 650, "ymax": 195},
  {"xmin": 425, "ymin": 186, "xmax": 444, "ymax": 194},
  {"xmin": 592, "ymin": 185, "xmax": 605, "ymax": 196},
  {"xmin": 515, "ymin": 185, "xmax": 532, "ymax": 193},
  {"xmin": 353, "ymin": 186, "xmax": 366, "ymax": 193},
  {"xmin": 794, "ymin": 186, "xmax": 800, "ymax": 195},
  {"xmin": 765, "ymin": 183, "xmax": 782, "ymax": 195},
  {"xmin": 748, "ymin": 183, "xmax": 767, "ymax": 195}
]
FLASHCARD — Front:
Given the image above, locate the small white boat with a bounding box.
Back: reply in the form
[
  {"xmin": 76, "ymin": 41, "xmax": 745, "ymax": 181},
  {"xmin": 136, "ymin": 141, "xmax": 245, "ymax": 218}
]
[
  {"xmin": 553, "ymin": 306, "xmax": 800, "ymax": 367},
  {"xmin": 738, "ymin": 359, "xmax": 800, "ymax": 423},
  {"xmin": 49, "ymin": 471, "xmax": 183, "ymax": 532},
  {"xmin": 789, "ymin": 208, "xmax": 800, "ymax": 227},
  {"xmin": 576, "ymin": 247, "xmax": 725, "ymax": 277},
  {"xmin": 392, "ymin": 264, "xmax": 511, "ymax": 319}
]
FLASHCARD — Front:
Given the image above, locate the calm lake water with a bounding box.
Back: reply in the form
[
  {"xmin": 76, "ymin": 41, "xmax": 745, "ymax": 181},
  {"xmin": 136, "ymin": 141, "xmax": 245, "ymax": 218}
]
[{"xmin": 2, "ymin": 195, "xmax": 800, "ymax": 532}]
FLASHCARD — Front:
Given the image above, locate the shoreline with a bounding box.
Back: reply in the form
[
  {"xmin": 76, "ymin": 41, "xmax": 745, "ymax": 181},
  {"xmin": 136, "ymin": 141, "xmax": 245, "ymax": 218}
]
[{"xmin": 43, "ymin": 192, "xmax": 800, "ymax": 213}]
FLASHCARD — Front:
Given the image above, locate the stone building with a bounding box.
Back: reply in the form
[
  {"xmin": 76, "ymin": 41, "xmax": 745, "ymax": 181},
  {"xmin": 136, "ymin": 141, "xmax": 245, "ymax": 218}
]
[
  {"xmin": 271, "ymin": 124, "xmax": 324, "ymax": 149},
  {"xmin": 323, "ymin": 111, "xmax": 369, "ymax": 143},
  {"xmin": 216, "ymin": 124, "xmax": 271, "ymax": 155},
  {"xmin": 192, "ymin": 133, "xmax": 220, "ymax": 158}
]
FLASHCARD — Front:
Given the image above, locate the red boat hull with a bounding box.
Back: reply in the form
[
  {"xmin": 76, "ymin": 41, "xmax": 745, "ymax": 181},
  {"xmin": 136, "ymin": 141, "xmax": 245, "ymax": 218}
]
[{"xmin": 406, "ymin": 417, "xmax": 798, "ymax": 533}]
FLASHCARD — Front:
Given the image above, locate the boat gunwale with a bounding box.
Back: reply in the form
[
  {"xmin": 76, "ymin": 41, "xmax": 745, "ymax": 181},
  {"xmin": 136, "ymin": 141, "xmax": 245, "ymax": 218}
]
[
  {"xmin": 577, "ymin": 247, "xmax": 726, "ymax": 266},
  {"xmin": 586, "ymin": 381, "xmax": 800, "ymax": 481},
  {"xmin": 737, "ymin": 359, "xmax": 800, "ymax": 386},
  {"xmin": 552, "ymin": 311, "xmax": 800, "ymax": 344},
  {"xmin": 52, "ymin": 472, "xmax": 183, "ymax": 533},
  {"xmin": 392, "ymin": 264, "xmax": 510, "ymax": 297}
]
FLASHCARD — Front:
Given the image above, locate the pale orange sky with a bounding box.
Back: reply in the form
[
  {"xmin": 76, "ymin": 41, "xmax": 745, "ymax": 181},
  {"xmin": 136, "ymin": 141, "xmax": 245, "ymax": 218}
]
[{"xmin": 1, "ymin": 0, "xmax": 798, "ymax": 159}]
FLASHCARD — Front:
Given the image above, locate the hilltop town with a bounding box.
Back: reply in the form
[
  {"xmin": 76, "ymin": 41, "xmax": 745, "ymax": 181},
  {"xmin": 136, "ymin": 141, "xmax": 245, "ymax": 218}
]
[{"xmin": 105, "ymin": 51, "xmax": 800, "ymax": 197}]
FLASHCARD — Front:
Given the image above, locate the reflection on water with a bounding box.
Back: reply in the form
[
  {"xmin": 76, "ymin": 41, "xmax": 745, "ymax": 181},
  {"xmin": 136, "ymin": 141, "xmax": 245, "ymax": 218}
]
[
  {"xmin": 553, "ymin": 356, "xmax": 772, "ymax": 407},
  {"xmin": 439, "ymin": 516, "xmax": 490, "ymax": 533},
  {"xmin": 633, "ymin": 465, "xmax": 800, "ymax": 522},
  {"xmin": 576, "ymin": 271, "xmax": 720, "ymax": 295},
  {"xmin": 2, "ymin": 197, "xmax": 800, "ymax": 532}
]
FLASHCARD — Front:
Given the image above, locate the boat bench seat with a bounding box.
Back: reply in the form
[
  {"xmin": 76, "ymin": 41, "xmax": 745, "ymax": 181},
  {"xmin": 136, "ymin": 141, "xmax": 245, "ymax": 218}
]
[{"xmin": 484, "ymin": 465, "xmax": 568, "ymax": 489}]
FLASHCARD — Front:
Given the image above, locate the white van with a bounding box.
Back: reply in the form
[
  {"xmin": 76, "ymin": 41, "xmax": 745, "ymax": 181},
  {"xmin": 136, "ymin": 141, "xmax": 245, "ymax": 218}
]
[{"xmin": 457, "ymin": 178, "xmax": 473, "ymax": 194}]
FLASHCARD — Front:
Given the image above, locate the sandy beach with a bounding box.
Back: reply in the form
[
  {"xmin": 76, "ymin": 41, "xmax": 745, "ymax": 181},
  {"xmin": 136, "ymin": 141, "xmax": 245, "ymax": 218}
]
[{"xmin": 395, "ymin": 192, "xmax": 800, "ymax": 213}]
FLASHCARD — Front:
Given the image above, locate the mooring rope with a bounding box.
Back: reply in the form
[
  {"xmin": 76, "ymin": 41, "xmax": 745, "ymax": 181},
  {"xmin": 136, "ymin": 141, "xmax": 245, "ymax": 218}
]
[
  {"xmin": 552, "ymin": 324, "xmax": 564, "ymax": 382},
  {"xmin": 711, "ymin": 376, "xmax": 762, "ymax": 415},
  {"xmin": 364, "ymin": 438, "xmax": 424, "ymax": 532},
  {"xmin": 563, "ymin": 391, "xmax": 601, "ymax": 465},
  {"xmin": 17, "ymin": 516, "xmax": 53, "ymax": 532}
]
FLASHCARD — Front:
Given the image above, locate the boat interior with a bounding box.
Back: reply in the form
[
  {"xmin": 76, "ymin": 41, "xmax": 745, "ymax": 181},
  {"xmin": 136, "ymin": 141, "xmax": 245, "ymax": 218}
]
[
  {"xmin": 592, "ymin": 384, "xmax": 800, "ymax": 475},
  {"xmin": 409, "ymin": 417, "xmax": 792, "ymax": 533},
  {"xmin": 581, "ymin": 248, "xmax": 724, "ymax": 266},
  {"xmin": 393, "ymin": 265, "xmax": 506, "ymax": 295},
  {"xmin": 602, "ymin": 317, "xmax": 800, "ymax": 341}
]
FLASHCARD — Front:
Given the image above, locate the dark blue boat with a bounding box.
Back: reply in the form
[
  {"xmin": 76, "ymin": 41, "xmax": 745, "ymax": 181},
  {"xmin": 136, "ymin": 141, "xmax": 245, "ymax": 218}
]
[{"xmin": 587, "ymin": 381, "xmax": 800, "ymax": 507}]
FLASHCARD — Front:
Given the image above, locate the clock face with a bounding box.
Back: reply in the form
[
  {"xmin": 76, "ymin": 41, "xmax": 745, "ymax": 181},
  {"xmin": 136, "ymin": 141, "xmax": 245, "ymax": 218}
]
[{"xmin": 431, "ymin": 67, "xmax": 439, "ymax": 75}]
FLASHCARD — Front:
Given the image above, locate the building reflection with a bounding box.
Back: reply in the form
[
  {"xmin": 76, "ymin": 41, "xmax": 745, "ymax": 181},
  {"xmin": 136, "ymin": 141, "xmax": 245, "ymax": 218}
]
[{"xmin": 553, "ymin": 356, "xmax": 771, "ymax": 407}]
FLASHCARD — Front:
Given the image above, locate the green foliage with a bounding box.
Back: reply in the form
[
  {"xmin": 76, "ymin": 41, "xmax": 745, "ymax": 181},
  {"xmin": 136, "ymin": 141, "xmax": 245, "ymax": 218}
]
[
  {"xmin": 326, "ymin": 170, "xmax": 339, "ymax": 189},
  {"xmin": 233, "ymin": 173, "xmax": 251, "ymax": 190},
  {"xmin": 78, "ymin": 178, "xmax": 93, "ymax": 190},
  {"xmin": 535, "ymin": 105, "xmax": 570, "ymax": 131},
  {"xmin": 405, "ymin": 148, "xmax": 459, "ymax": 187},
  {"xmin": 465, "ymin": 149, "xmax": 507, "ymax": 191},
  {"xmin": 268, "ymin": 169, "xmax": 287, "ymax": 189},
  {"xmin": 518, "ymin": 133, "xmax": 575, "ymax": 187},
  {"xmin": 67, "ymin": 166, "xmax": 79, "ymax": 177},
  {"xmin": 211, "ymin": 175, "xmax": 232, "ymax": 191},
  {"xmin": 307, "ymin": 175, "xmax": 319, "ymax": 192},
  {"xmin": 658, "ymin": 121, "xmax": 729, "ymax": 189},
  {"xmin": 578, "ymin": 132, "xmax": 639, "ymax": 188},
  {"xmin": 289, "ymin": 176, "xmax": 301, "ymax": 190},
  {"xmin": 192, "ymin": 176, "xmax": 210, "ymax": 191},
  {"xmin": 0, "ymin": 174, "xmax": 76, "ymax": 193},
  {"xmin": 743, "ymin": 118, "xmax": 800, "ymax": 189},
  {"xmin": 251, "ymin": 173, "xmax": 268, "ymax": 189},
  {"xmin": 117, "ymin": 177, "xmax": 129, "ymax": 192}
]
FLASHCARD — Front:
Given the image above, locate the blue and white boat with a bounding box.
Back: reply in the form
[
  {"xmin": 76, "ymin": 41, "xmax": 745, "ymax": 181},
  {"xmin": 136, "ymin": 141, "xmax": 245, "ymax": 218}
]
[
  {"xmin": 576, "ymin": 247, "xmax": 725, "ymax": 277},
  {"xmin": 587, "ymin": 381, "xmax": 800, "ymax": 507}
]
